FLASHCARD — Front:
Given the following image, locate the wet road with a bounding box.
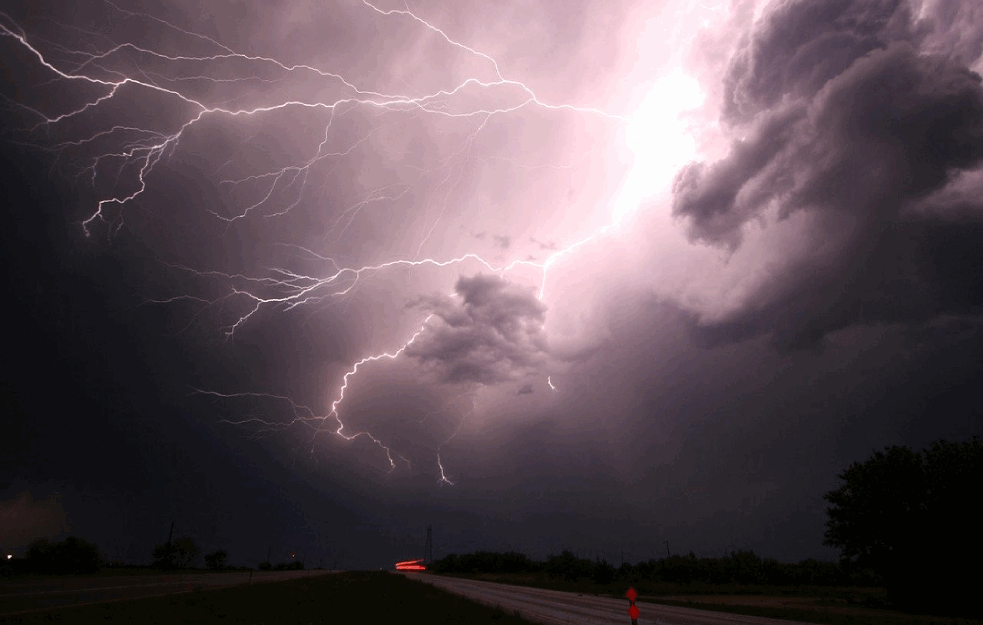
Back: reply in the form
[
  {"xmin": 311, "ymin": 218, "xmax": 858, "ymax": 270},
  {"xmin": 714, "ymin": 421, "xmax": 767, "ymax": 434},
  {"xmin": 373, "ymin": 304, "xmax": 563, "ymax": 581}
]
[
  {"xmin": 406, "ymin": 574, "xmax": 806, "ymax": 625},
  {"xmin": 0, "ymin": 570, "xmax": 337, "ymax": 616}
]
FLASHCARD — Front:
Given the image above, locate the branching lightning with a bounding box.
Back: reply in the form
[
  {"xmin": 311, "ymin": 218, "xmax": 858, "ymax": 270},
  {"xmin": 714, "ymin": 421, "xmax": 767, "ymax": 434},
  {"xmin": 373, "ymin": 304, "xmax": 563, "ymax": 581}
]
[{"xmin": 1, "ymin": 0, "xmax": 704, "ymax": 482}]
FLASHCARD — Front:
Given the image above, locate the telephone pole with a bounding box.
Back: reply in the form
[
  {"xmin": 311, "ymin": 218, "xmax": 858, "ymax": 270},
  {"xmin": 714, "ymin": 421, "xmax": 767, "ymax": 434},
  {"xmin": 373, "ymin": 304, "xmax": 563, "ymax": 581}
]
[{"xmin": 424, "ymin": 526, "xmax": 433, "ymax": 565}]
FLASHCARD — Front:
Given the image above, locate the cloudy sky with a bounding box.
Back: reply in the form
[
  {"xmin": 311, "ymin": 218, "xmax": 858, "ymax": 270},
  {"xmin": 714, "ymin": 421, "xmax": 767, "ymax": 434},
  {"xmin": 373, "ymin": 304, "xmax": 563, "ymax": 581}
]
[{"xmin": 2, "ymin": 0, "xmax": 981, "ymax": 569}]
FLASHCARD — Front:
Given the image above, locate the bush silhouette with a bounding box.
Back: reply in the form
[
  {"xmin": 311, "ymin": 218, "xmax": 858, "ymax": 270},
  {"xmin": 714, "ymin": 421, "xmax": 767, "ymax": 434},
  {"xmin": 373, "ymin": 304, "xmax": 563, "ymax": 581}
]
[
  {"xmin": 204, "ymin": 550, "xmax": 228, "ymax": 570},
  {"xmin": 273, "ymin": 561, "xmax": 304, "ymax": 570}
]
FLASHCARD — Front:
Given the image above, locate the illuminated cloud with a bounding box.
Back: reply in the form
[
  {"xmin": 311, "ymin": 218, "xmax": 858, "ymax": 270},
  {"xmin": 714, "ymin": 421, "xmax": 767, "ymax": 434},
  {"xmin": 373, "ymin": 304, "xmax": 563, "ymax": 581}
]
[
  {"xmin": 669, "ymin": 0, "xmax": 983, "ymax": 348},
  {"xmin": 406, "ymin": 274, "xmax": 548, "ymax": 385}
]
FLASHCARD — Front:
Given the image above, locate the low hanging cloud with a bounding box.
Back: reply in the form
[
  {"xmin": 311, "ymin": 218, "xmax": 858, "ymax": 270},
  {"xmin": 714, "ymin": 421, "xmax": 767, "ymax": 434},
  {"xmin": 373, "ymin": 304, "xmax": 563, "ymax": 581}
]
[
  {"xmin": 668, "ymin": 0, "xmax": 983, "ymax": 349},
  {"xmin": 405, "ymin": 274, "xmax": 549, "ymax": 385}
]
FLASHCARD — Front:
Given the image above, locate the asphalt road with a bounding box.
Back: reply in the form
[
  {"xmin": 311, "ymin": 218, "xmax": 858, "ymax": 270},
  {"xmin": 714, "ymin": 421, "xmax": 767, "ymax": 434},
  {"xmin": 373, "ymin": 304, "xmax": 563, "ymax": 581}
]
[
  {"xmin": 406, "ymin": 574, "xmax": 806, "ymax": 625},
  {"xmin": 0, "ymin": 570, "xmax": 337, "ymax": 616}
]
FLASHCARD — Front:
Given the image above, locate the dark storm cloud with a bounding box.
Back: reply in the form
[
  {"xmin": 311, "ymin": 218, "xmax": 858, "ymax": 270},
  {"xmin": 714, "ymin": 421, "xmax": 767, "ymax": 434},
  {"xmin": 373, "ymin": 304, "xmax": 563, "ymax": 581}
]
[
  {"xmin": 670, "ymin": 105, "xmax": 805, "ymax": 249},
  {"xmin": 493, "ymin": 234, "xmax": 511, "ymax": 249},
  {"xmin": 405, "ymin": 274, "xmax": 548, "ymax": 385},
  {"xmin": 722, "ymin": 0, "xmax": 916, "ymax": 124},
  {"xmin": 516, "ymin": 383, "xmax": 534, "ymax": 395},
  {"xmin": 530, "ymin": 237, "xmax": 558, "ymax": 251},
  {"xmin": 671, "ymin": 0, "xmax": 983, "ymax": 348}
]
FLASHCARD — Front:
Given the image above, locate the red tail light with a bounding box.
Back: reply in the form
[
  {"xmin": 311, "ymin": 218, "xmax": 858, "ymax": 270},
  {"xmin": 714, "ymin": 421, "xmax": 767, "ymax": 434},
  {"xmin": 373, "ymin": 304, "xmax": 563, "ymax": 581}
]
[{"xmin": 395, "ymin": 558, "xmax": 426, "ymax": 571}]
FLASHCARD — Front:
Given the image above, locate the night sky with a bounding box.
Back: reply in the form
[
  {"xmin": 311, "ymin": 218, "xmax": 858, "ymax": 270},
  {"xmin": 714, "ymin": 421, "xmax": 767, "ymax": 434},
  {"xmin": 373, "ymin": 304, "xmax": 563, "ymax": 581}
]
[{"xmin": 2, "ymin": 0, "xmax": 981, "ymax": 570}]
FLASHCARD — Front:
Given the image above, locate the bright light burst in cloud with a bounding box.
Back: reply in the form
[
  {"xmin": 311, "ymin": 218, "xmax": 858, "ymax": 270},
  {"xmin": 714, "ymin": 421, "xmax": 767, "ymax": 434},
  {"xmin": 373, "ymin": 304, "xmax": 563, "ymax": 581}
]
[{"xmin": 614, "ymin": 70, "xmax": 704, "ymax": 225}]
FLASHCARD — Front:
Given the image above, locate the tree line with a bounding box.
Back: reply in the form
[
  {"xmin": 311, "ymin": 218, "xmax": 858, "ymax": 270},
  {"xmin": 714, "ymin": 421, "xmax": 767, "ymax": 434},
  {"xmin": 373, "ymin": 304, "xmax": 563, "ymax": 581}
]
[
  {"xmin": 430, "ymin": 549, "xmax": 879, "ymax": 587},
  {"xmin": 1, "ymin": 535, "xmax": 237, "ymax": 575},
  {"xmin": 1, "ymin": 531, "xmax": 315, "ymax": 576}
]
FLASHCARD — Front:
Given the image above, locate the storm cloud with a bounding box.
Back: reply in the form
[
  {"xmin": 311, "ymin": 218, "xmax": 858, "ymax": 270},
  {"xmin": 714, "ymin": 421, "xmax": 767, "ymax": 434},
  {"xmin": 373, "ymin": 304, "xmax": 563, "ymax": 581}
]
[
  {"xmin": 2, "ymin": 0, "xmax": 980, "ymax": 573},
  {"xmin": 671, "ymin": 0, "xmax": 983, "ymax": 348},
  {"xmin": 405, "ymin": 274, "xmax": 549, "ymax": 385}
]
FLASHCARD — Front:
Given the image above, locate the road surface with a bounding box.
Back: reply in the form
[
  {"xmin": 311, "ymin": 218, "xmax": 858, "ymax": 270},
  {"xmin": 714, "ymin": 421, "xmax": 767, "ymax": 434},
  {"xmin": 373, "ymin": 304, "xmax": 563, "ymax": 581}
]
[
  {"xmin": 406, "ymin": 574, "xmax": 806, "ymax": 625},
  {"xmin": 0, "ymin": 570, "xmax": 337, "ymax": 616}
]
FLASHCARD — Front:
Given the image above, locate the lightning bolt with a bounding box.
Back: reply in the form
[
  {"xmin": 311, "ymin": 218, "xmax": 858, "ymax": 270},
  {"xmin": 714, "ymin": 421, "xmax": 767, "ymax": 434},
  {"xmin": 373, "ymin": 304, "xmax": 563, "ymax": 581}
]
[
  {"xmin": 1, "ymin": 0, "xmax": 703, "ymax": 481},
  {"xmin": 433, "ymin": 398, "xmax": 476, "ymax": 486},
  {"xmin": 436, "ymin": 454, "xmax": 454, "ymax": 486}
]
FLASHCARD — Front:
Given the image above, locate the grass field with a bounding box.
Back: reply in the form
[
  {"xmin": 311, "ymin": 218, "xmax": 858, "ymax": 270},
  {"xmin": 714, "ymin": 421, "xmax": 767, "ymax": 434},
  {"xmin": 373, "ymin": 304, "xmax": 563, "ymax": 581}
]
[
  {"xmin": 0, "ymin": 572, "xmax": 535, "ymax": 624},
  {"xmin": 649, "ymin": 598, "xmax": 983, "ymax": 625}
]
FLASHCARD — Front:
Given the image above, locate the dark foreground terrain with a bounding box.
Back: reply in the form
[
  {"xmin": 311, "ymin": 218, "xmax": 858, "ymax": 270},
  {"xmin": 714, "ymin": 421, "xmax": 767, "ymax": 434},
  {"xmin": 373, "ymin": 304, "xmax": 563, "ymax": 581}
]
[
  {"xmin": 430, "ymin": 572, "xmax": 983, "ymax": 625},
  {"xmin": 0, "ymin": 571, "xmax": 534, "ymax": 624},
  {"xmin": 0, "ymin": 570, "xmax": 325, "ymax": 614}
]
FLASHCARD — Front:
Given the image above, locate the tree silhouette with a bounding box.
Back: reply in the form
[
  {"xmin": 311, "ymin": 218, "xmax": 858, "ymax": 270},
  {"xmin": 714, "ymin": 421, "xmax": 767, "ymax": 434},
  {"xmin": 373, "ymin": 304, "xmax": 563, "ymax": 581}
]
[
  {"xmin": 204, "ymin": 549, "xmax": 228, "ymax": 570},
  {"xmin": 823, "ymin": 445, "xmax": 924, "ymax": 571},
  {"xmin": 152, "ymin": 536, "xmax": 200, "ymax": 569},
  {"xmin": 824, "ymin": 437, "xmax": 981, "ymax": 617}
]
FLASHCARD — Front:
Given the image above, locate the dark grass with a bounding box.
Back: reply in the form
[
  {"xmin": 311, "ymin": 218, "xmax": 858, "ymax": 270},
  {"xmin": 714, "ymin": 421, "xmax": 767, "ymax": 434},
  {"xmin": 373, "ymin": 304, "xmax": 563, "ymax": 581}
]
[
  {"xmin": 0, "ymin": 571, "xmax": 536, "ymax": 624},
  {"xmin": 0, "ymin": 567, "xmax": 255, "ymax": 583},
  {"xmin": 650, "ymin": 599, "xmax": 983, "ymax": 625}
]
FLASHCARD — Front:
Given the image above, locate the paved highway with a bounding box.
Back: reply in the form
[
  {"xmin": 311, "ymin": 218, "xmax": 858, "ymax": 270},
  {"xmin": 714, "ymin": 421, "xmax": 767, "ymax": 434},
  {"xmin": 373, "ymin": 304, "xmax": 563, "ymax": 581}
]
[
  {"xmin": 406, "ymin": 574, "xmax": 805, "ymax": 625},
  {"xmin": 0, "ymin": 570, "xmax": 337, "ymax": 616}
]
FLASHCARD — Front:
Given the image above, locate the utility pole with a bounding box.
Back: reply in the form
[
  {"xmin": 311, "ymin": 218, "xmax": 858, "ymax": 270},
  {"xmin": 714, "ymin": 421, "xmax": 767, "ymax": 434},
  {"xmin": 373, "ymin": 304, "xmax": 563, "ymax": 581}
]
[
  {"xmin": 664, "ymin": 540, "xmax": 670, "ymax": 558},
  {"xmin": 166, "ymin": 521, "xmax": 174, "ymax": 547},
  {"xmin": 424, "ymin": 525, "xmax": 433, "ymax": 566}
]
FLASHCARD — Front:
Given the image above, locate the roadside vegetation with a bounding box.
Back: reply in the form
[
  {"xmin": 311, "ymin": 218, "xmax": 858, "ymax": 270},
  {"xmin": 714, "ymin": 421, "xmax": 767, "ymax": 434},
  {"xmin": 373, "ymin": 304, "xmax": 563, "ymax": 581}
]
[{"xmin": 430, "ymin": 549, "xmax": 885, "ymax": 602}]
